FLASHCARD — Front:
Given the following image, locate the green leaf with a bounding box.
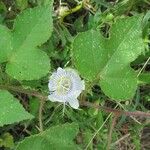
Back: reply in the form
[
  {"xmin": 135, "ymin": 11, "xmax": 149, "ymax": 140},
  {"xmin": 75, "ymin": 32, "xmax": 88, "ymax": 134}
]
[
  {"xmin": 6, "ymin": 48, "xmax": 50, "ymax": 80},
  {"xmin": 0, "ymin": 90, "xmax": 33, "ymax": 127},
  {"xmin": 12, "ymin": 4, "xmax": 53, "ymax": 50},
  {"xmin": 142, "ymin": 10, "xmax": 150, "ymax": 38},
  {"xmin": 0, "ymin": 133, "xmax": 14, "ymax": 149},
  {"xmin": 6, "ymin": 3, "xmax": 53, "ymax": 80},
  {"xmin": 99, "ymin": 16, "xmax": 144, "ymax": 100},
  {"xmin": 37, "ymin": 0, "xmax": 53, "ymax": 5},
  {"xmin": 16, "ymin": 0, "xmax": 28, "ymax": 10},
  {"xmin": 16, "ymin": 123, "xmax": 79, "ymax": 150},
  {"xmin": 72, "ymin": 16, "xmax": 145, "ymax": 100},
  {"xmin": 29, "ymin": 97, "xmax": 40, "ymax": 116},
  {"xmin": 0, "ymin": 25, "xmax": 12, "ymax": 63}
]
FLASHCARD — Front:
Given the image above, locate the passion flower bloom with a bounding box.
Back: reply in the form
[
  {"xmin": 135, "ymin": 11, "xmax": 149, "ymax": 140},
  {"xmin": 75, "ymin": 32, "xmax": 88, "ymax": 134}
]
[{"xmin": 48, "ymin": 67, "xmax": 85, "ymax": 109}]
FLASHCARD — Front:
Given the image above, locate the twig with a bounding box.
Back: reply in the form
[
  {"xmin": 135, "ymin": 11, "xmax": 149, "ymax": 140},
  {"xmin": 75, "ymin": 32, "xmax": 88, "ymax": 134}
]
[
  {"xmin": 85, "ymin": 111, "xmax": 113, "ymax": 150},
  {"xmin": 117, "ymin": 102, "xmax": 142, "ymax": 125},
  {"xmin": 107, "ymin": 114, "xmax": 118, "ymax": 150},
  {"xmin": 0, "ymin": 84, "xmax": 150, "ymax": 134},
  {"xmin": 58, "ymin": 2, "xmax": 83, "ymax": 22},
  {"xmin": 0, "ymin": 84, "xmax": 47, "ymax": 100},
  {"xmin": 81, "ymin": 101, "xmax": 150, "ymax": 118},
  {"xmin": 111, "ymin": 133, "xmax": 130, "ymax": 146},
  {"xmin": 1, "ymin": 84, "xmax": 150, "ymax": 118},
  {"xmin": 39, "ymin": 98, "xmax": 45, "ymax": 132},
  {"xmin": 137, "ymin": 57, "xmax": 150, "ymax": 77},
  {"xmin": 0, "ymin": 84, "xmax": 150, "ymax": 118}
]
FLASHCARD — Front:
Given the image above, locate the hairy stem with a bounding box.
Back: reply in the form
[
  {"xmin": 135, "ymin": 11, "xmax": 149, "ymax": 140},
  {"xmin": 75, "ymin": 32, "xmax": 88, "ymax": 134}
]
[
  {"xmin": 39, "ymin": 98, "xmax": 45, "ymax": 132},
  {"xmin": 0, "ymin": 84, "xmax": 150, "ymax": 118},
  {"xmin": 81, "ymin": 101, "xmax": 150, "ymax": 118},
  {"xmin": 0, "ymin": 84, "xmax": 47, "ymax": 100}
]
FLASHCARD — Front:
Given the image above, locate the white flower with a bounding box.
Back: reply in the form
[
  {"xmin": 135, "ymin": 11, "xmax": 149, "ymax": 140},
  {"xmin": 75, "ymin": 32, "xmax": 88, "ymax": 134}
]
[{"xmin": 48, "ymin": 67, "xmax": 85, "ymax": 109}]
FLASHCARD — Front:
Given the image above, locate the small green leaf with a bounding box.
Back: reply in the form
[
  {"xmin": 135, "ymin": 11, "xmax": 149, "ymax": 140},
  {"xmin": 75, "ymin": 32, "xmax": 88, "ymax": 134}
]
[
  {"xmin": 0, "ymin": 133, "xmax": 14, "ymax": 149},
  {"xmin": 16, "ymin": 0, "xmax": 28, "ymax": 10},
  {"xmin": 0, "ymin": 90, "xmax": 33, "ymax": 127},
  {"xmin": 16, "ymin": 123, "xmax": 79, "ymax": 150},
  {"xmin": 29, "ymin": 97, "xmax": 40, "ymax": 116},
  {"xmin": 0, "ymin": 25, "xmax": 12, "ymax": 63}
]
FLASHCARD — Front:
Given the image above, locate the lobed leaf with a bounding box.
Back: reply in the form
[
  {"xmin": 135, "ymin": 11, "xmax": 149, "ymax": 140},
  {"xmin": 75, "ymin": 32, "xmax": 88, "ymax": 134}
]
[
  {"xmin": 99, "ymin": 16, "xmax": 144, "ymax": 100},
  {"xmin": 6, "ymin": 3, "xmax": 53, "ymax": 80},
  {"xmin": 72, "ymin": 16, "xmax": 145, "ymax": 100}
]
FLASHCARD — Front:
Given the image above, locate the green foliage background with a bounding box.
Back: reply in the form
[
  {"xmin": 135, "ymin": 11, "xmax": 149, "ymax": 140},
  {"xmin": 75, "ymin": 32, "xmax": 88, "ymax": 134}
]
[{"xmin": 0, "ymin": 0, "xmax": 149, "ymax": 149}]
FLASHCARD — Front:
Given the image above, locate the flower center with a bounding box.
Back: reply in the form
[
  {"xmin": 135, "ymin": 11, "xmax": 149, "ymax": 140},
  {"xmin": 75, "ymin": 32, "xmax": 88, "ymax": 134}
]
[{"xmin": 56, "ymin": 76, "xmax": 72, "ymax": 95}]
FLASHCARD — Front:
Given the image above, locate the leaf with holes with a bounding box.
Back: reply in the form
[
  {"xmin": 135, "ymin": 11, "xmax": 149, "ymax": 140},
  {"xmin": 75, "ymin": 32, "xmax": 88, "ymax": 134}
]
[
  {"xmin": 72, "ymin": 16, "xmax": 145, "ymax": 100},
  {"xmin": 0, "ymin": 90, "xmax": 33, "ymax": 127}
]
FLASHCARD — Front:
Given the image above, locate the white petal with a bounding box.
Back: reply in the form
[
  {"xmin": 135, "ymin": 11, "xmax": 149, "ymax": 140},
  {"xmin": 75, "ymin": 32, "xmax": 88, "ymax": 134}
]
[
  {"xmin": 81, "ymin": 80, "xmax": 85, "ymax": 90},
  {"xmin": 48, "ymin": 79, "xmax": 55, "ymax": 91},
  {"xmin": 68, "ymin": 98, "xmax": 79, "ymax": 109},
  {"xmin": 73, "ymin": 90, "xmax": 81, "ymax": 98},
  {"xmin": 49, "ymin": 72, "xmax": 57, "ymax": 80},
  {"xmin": 57, "ymin": 67, "xmax": 65, "ymax": 74},
  {"xmin": 48, "ymin": 95, "xmax": 65, "ymax": 102}
]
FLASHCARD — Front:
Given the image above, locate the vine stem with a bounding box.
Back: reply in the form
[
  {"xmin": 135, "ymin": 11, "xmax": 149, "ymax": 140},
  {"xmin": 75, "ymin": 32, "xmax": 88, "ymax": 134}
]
[
  {"xmin": 80, "ymin": 101, "xmax": 150, "ymax": 118},
  {"xmin": 39, "ymin": 98, "xmax": 45, "ymax": 132},
  {"xmin": 0, "ymin": 85, "xmax": 47, "ymax": 100},
  {"xmin": 0, "ymin": 84, "xmax": 150, "ymax": 118},
  {"xmin": 0, "ymin": 84, "xmax": 150, "ymax": 137}
]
